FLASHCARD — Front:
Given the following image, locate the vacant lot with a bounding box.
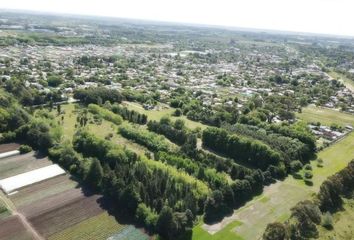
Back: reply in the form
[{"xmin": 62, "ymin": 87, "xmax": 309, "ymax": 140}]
[
  {"xmin": 198, "ymin": 131, "xmax": 354, "ymax": 240},
  {"xmin": 297, "ymin": 105, "xmax": 354, "ymax": 127},
  {"xmin": 0, "ymin": 153, "xmax": 52, "ymax": 179}
]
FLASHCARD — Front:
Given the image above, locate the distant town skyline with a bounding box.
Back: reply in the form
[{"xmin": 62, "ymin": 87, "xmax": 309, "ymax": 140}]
[{"xmin": 1, "ymin": 0, "xmax": 354, "ymax": 37}]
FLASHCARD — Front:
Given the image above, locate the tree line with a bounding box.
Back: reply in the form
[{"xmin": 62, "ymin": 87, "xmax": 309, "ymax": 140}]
[
  {"xmin": 50, "ymin": 130, "xmax": 209, "ymax": 239},
  {"xmin": 202, "ymin": 127, "xmax": 282, "ymax": 170}
]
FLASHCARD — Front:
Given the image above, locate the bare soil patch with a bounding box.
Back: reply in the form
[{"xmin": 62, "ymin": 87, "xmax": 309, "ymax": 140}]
[
  {"xmin": 0, "ymin": 215, "xmax": 34, "ymax": 240},
  {"xmin": 0, "ymin": 143, "xmax": 20, "ymax": 154},
  {"xmin": 18, "ymin": 187, "xmax": 104, "ymax": 238}
]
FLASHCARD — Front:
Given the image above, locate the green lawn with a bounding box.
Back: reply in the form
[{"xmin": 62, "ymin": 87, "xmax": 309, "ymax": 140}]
[
  {"xmin": 57, "ymin": 103, "xmax": 151, "ymax": 155},
  {"xmin": 328, "ymin": 71, "xmax": 354, "ymax": 92},
  {"xmin": 318, "ymin": 198, "xmax": 354, "ymax": 240},
  {"xmin": 297, "ymin": 105, "xmax": 354, "ymax": 127},
  {"xmin": 195, "ymin": 131, "xmax": 354, "ymax": 240},
  {"xmin": 191, "ymin": 221, "xmax": 243, "ymax": 240}
]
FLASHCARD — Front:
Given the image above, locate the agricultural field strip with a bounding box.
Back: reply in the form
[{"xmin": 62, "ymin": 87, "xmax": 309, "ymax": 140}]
[
  {"xmin": 48, "ymin": 212, "xmax": 128, "ymax": 240},
  {"xmin": 29, "ymin": 195, "xmax": 104, "ymax": 238},
  {"xmin": 0, "ymin": 152, "xmax": 53, "ymax": 179},
  {"xmin": 0, "ymin": 215, "xmax": 35, "ymax": 240},
  {"xmin": 10, "ymin": 175, "xmax": 78, "ymax": 208}
]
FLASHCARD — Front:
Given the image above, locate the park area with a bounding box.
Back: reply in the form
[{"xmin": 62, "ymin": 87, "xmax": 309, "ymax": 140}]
[
  {"xmin": 0, "ymin": 144, "xmax": 150, "ymax": 240},
  {"xmin": 191, "ymin": 107, "xmax": 354, "ymax": 240}
]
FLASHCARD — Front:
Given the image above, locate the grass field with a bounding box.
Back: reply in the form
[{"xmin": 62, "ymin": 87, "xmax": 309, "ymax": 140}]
[
  {"xmin": 318, "ymin": 198, "xmax": 354, "ymax": 240},
  {"xmin": 297, "ymin": 105, "xmax": 354, "ymax": 127},
  {"xmin": 328, "ymin": 71, "xmax": 354, "ymax": 92},
  {"xmin": 0, "ymin": 198, "xmax": 10, "ymax": 220},
  {"xmin": 195, "ymin": 131, "xmax": 354, "ymax": 240}
]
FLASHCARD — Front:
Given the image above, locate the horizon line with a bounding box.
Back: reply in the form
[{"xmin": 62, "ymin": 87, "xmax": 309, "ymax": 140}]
[{"xmin": 1, "ymin": 8, "xmax": 354, "ymax": 39}]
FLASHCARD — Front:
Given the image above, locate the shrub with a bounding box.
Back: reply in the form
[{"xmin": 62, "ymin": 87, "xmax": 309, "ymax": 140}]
[
  {"xmin": 263, "ymin": 222, "xmax": 288, "ymax": 240},
  {"xmin": 290, "ymin": 160, "xmax": 303, "ymax": 173},
  {"xmin": 173, "ymin": 108, "xmax": 182, "ymax": 116},
  {"xmin": 19, "ymin": 144, "xmax": 32, "ymax": 154},
  {"xmin": 304, "ymin": 170, "xmax": 313, "ymax": 179},
  {"xmin": 304, "ymin": 164, "xmax": 312, "ymax": 170},
  {"xmin": 321, "ymin": 212, "xmax": 333, "ymax": 229}
]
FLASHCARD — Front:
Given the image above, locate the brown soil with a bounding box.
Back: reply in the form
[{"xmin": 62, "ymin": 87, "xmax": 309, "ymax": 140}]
[
  {"xmin": 0, "ymin": 143, "xmax": 20, "ymax": 154},
  {"xmin": 0, "ymin": 215, "xmax": 34, "ymax": 240},
  {"xmin": 18, "ymin": 188, "xmax": 104, "ymax": 237}
]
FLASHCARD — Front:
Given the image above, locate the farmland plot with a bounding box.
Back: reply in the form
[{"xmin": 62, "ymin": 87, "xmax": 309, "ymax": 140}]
[
  {"xmin": 10, "ymin": 175, "xmax": 78, "ymax": 208},
  {"xmin": 48, "ymin": 212, "xmax": 127, "ymax": 240},
  {"xmin": 18, "ymin": 188, "xmax": 104, "ymax": 238},
  {"xmin": 0, "ymin": 153, "xmax": 52, "ymax": 179},
  {"xmin": 0, "ymin": 215, "xmax": 34, "ymax": 240}
]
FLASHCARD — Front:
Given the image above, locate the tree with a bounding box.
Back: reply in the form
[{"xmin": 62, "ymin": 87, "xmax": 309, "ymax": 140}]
[
  {"xmin": 57, "ymin": 104, "xmax": 61, "ymax": 115},
  {"xmin": 173, "ymin": 108, "xmax": 182, "ymax": 116},
  {"xmin": 321, "ymin": 212, "xmax": 333, "ymax": 230},
  {"xmin": 86, "ymin": 158, "xmax": 103, "ymax": 189},
  {"xmin": 263, "ymin": 222, "xmax": 288, "ymax": 240},
  {"xmin": 26, "ymin": 120, "xmax": 53, "ymax": 150},
  {"xmin": 47, "ymin": 75, "xmax": 63, "ymax": 87},
  {"xmin": 156, "ymin": 206, "xmax": 176, "ymax": 239}
]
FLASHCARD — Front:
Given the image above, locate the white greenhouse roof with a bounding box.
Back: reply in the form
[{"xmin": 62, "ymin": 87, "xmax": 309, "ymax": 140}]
[
  {"xmin": 0, "ymin": 164, "xmax": 66, "ymax": 194},
  {"xmin": 0, "ymin": 150, "xmax": 20, "ymax": 159}
]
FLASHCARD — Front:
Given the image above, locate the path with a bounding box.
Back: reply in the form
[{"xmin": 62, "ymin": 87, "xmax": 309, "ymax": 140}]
[
  {"xmin": 16, "ymin": 212, "xmax": 45, "ymax": 240},
  {"xmin": 1, "ymin": 184, "xmax": 44, "ymax": 240}
]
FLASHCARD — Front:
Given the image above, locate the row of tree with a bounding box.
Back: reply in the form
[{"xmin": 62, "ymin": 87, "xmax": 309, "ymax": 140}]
[
  {"xmin": 73, "ymin": 87, "xmax": 123, "ymax": 105},
  {"xmin": 222, "ymin": 123, "xmax": 313, "ymax": 164},
  {"xmin": 118, "ymin": 124, "xmax": 171, "ymax": 152},
  {"xmin": 109, "ymin": 103, "xmax": 147, "ymax": 124},
  {"xmin": 202, "ymin": 127, "xmax": 281, "ymax": 170},
  {"xmin": 147, "ymin": 117, "xmax": 191, "ymax": 145}
]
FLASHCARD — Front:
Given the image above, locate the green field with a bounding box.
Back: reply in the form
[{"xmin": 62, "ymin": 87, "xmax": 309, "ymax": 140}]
[
  {"xmin": 328, "ymin": 71, "xmax": 354, "ymax": 92},
  {"xmin": 318, "ymin": 198, "xmax": 354, "ymax": 240},
  {"xmin": 297, "ymin": 105, "xmax": 354, "ymax": 127},
  {"xmin": 191, "ymin": 221, "xmax": 243, "ymax": 240},
  {"xmin": 194, "ymin": 131, "xmax": 354, "ymax": 240},
  {"xmin": 122, "ymin": 101, "xmax": 208, "ymax": 130},
  {"xmin": 57, "ymin": 103, "xmax": 151, "ymax": 155}
]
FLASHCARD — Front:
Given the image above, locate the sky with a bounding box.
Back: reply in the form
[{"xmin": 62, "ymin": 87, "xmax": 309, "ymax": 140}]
[{"xmin": 1, "ymin": 0, "xmax": 354, "ymax": 36}]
